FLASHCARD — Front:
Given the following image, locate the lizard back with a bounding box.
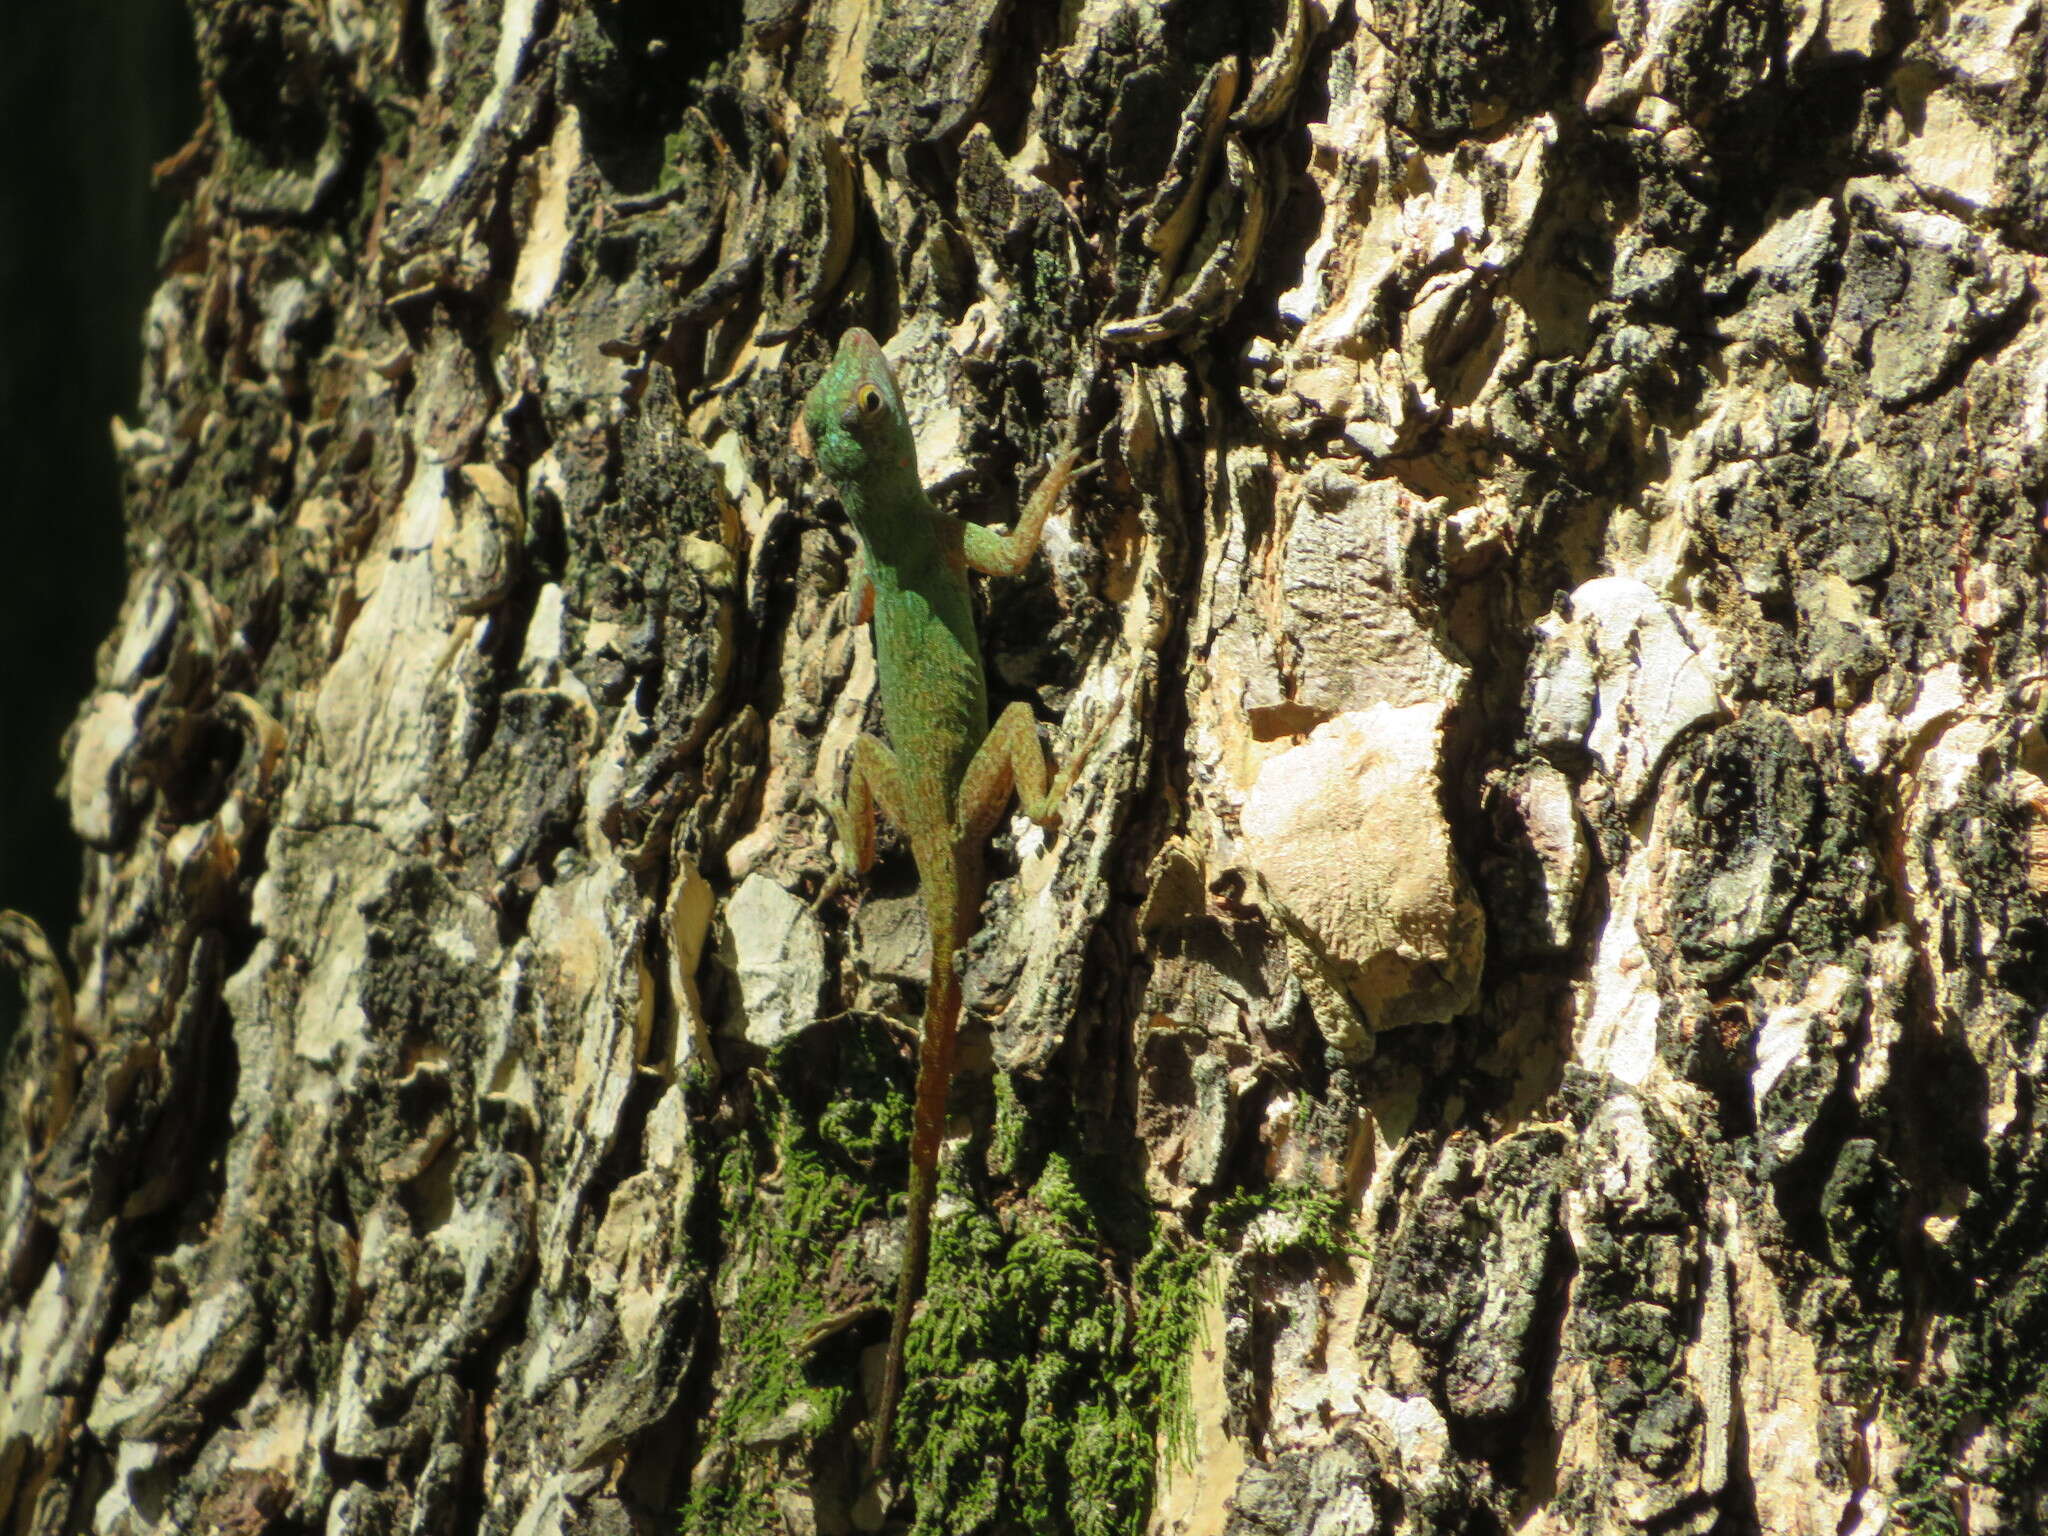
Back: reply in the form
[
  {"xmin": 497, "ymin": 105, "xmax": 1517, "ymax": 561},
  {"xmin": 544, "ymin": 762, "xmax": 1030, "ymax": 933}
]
[{"xmin": 867, "ymin": 512, "xmax": 988, "ymax": 825}]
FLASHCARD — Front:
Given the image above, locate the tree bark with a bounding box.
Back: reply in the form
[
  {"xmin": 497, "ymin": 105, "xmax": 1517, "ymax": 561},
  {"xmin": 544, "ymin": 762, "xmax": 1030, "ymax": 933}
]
[{"xmin": 6, "ymin": 1, "xmax": 2047, "ymax": 1533}]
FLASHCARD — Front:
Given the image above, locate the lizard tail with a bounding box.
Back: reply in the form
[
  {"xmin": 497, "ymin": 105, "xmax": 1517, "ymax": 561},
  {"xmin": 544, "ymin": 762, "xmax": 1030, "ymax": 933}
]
[{"xmin": 869, "ymin": 844, "xmax": 966, "ymax": 1475}]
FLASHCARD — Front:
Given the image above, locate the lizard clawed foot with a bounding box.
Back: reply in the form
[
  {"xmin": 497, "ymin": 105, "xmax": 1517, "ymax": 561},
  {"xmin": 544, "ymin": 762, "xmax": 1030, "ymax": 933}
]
[
  {"xmin": 811, "ymin": 866, "xmax": 854, "ymax": 913},
  {"xmin": 1045, "ymin": 698, "xmax": 1120, "ymax": 810},
  {"xmin": 796, "ymin": 1300, "xmax": 890, "ymax": 1356},
  {"xmin": 878, "ymin": 1010, "xmax": 922, "ymax": 1051},
  {"xmin": 811, "ymin": 789, "xmax": 876, "ymax": 912}
]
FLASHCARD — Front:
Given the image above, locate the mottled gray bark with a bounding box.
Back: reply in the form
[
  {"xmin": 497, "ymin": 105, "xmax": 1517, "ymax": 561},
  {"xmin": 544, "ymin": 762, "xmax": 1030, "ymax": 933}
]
[{"xmin": 6, "ymin": 1, "xmax": 2048, "ymax": 1533}]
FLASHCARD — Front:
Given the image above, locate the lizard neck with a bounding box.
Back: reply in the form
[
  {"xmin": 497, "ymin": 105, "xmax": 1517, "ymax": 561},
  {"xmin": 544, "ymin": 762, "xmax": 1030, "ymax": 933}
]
[{"xmin": 839, "ymin": 463, "xmax": 938, "ymax": 569}]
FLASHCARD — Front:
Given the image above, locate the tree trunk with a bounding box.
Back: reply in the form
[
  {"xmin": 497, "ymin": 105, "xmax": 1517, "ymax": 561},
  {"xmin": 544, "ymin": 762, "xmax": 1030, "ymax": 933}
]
[{"xmin": 6, "ymin": 1, "xmax": 2046, "ymax": 1532}]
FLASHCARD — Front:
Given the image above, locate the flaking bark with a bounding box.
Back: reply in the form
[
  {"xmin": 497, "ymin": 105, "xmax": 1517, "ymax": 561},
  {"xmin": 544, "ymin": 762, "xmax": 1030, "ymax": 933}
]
[{"xmin": 6, "ymin": 1, "xmax": 2048, "ymax": 1533}]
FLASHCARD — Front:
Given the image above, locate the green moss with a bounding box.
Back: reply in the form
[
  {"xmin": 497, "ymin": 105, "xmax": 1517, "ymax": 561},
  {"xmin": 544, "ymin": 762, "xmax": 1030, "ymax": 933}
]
[
  {"xmin": 1128, "ymin": 1239, "xmax": 1212, "ymax": 1470},
  {"xmin": 680, "ymin": 1028, "xmax": 900, "ymax": 1536},
  {"xmin": 1208, "ymin": 1182, "xmax": 1358, "ymax": 1260},
  {"xmin": 679, "ymin": 1132, "xmax": 865, "ymax": 1531},
  {"xmin": 1890, "ymin": 1266, "xmax": 2048, "ymax": 1536},
  {"xmin": 658, "ymin": 113, "xmax": 712, "ymax": 198},
  {"xmin": 989, "ymin": 1070, "xmax": 1029, "ymax": 1178},
  {"xmin": 1878, "ymin": 1136, "xmax": 2048, "ymax": 1534},
  {"xmin": 683, "ymin": 1039, "xmax": 1208, "ymax": 1535},
  {"xmin": 895, "ymin": 1150, "xmax": 1206, "ymax": 1535},
  {"xmin": 1032, "ymin": 246, "xmax": 1066, "ymax": 313}
]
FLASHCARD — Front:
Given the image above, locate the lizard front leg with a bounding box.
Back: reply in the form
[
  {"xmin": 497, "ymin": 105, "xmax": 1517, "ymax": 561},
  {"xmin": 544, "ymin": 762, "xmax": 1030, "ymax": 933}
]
[
  {"xmin": 847, "ymin": 545, "xmax": 875, "ymax": 626},
  {"xmin": 961, "ymin": 446, "xmax": 1087, "ymax": 577}
]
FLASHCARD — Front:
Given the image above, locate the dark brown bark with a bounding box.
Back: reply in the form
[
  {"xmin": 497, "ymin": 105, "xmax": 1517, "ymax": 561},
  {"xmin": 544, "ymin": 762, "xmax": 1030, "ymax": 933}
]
[{"xmin": 7, "ymin": 2, "xmax": 2048, "ymax": 1534}]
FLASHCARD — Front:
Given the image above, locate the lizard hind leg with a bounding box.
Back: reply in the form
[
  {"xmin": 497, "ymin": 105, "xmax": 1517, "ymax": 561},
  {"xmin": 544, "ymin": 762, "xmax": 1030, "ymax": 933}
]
[
  {"xmin": 826, "ymin": 731, "xmax": 912, "ymax": 882},
  {"xmin": 955, "ymin": 700, "xmax": 1096, "ymax": 849}
]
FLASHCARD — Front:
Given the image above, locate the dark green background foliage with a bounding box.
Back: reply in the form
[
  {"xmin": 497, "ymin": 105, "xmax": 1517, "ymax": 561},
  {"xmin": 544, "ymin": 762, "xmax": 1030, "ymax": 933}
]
[{"xmin": 0, "ymin": 0, "xmax": 196, "ymax": 1042}]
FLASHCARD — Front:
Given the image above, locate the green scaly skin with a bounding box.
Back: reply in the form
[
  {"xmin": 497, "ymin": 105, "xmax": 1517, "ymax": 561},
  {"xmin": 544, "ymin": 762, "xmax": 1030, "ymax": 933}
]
[{"xmin": 802, "ymin": 327, "xmax": 1088, "ymax": 1475}]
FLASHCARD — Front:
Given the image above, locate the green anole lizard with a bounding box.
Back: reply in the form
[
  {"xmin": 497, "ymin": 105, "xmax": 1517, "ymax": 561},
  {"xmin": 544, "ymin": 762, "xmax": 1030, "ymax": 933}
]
[{"xmin": 800, "ymin": 327, "xmax": 1092, "ymax": 1472}]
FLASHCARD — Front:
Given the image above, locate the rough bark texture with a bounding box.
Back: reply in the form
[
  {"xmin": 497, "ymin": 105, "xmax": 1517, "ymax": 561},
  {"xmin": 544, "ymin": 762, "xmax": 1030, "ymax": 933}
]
[{"xmin": 6, "ymin": 0, "xmax": 2048, "ymax": 1533}]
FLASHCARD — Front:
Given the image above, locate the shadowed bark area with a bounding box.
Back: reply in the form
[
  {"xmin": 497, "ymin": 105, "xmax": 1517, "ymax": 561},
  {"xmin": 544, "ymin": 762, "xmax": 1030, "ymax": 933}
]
[{"xmin": 6, "ymin": 1, "xmax": 2048, "ymax": 1533}]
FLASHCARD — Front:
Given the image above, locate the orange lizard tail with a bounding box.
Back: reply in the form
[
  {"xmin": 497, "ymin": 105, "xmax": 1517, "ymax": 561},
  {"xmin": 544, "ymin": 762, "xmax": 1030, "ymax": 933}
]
[{"xmin": 869, "ymin": 842, "xmax": 967, "ymax": 1474}]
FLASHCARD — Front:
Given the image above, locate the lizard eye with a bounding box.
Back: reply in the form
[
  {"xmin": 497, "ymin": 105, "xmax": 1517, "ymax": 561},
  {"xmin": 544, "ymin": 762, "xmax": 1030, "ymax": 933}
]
[{"xmin": 855, "ymin": 384, "xmax": 883, "ymax": 416}]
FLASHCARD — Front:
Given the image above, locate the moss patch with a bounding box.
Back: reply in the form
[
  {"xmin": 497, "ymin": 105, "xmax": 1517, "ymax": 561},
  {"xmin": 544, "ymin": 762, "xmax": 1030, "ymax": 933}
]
[
  {"xmin": 682, "ymin": 1037, "xmax": 1206, "ymax": 1536},
  {"xmin": 899, "ymin": 1151, "xmax": 1207, "ymax": 1536},
  {"xmin": 1209, "ymin": 1183, "xmax": 1358, "ymax": 1261},
  {"xmin": 680, "ymin": 1025, "xmax": 903, "ymax": 1535}
]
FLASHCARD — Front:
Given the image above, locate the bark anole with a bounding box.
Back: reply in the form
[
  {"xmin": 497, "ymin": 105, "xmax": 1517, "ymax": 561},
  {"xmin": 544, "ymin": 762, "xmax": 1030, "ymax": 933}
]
[{"xmin": 800, "ymin": 327, "xmax": 1091, "ymax": 1472}]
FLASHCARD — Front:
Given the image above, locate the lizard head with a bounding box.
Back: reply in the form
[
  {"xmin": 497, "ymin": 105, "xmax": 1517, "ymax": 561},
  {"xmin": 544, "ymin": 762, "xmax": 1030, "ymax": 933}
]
[{"xmin": 801, "ymin": 328, "xmax": 917, "ymax": 491}]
